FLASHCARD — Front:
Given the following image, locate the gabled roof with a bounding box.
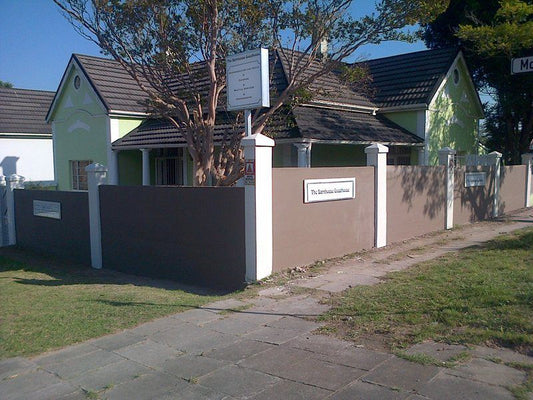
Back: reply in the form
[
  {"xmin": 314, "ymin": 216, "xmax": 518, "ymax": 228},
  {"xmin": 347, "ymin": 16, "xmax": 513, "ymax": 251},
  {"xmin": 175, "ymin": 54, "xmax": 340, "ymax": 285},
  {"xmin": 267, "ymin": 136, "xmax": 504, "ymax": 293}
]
[
  {"xmin": 0, "ymin": 87, "xmax": 54, "ymax": 135},
  {"xmin": 362, "ymin": 47, "xmax": 459, "ymax": 109}
]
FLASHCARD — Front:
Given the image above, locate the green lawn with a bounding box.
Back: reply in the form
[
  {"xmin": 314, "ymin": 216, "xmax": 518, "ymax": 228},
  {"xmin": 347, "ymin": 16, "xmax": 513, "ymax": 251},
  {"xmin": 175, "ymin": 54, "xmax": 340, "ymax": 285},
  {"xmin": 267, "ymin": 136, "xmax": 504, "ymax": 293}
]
[
  {"xmin": 320, "ymin": 227, "xmax": 533, "ymax": 353},
  {"xmin": 0, "ymin": 252, "xmax": 225, "ymax": 359}
]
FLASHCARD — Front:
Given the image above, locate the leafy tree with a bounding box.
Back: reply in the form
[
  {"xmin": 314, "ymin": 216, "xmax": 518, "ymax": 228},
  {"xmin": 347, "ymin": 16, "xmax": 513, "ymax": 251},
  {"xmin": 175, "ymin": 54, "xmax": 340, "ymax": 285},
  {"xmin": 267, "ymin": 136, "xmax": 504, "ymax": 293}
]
[
  {"xmin": 423, "ymin": 0, "xmax": 533, "ymax": 164},
  {"xmin": 55, "ymin": 0, "xmax": 448, "ymax": 185},
  {"xmin": 0, "ymin": 80, "xmax": 13, "ymax": 88}
]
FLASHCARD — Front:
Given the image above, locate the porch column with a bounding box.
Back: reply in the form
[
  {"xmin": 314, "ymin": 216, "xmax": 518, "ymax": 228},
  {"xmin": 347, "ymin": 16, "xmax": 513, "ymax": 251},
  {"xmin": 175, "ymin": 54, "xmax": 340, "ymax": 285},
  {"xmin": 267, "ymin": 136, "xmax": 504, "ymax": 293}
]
[
  {"xmin": 294, "ymin": 142, "xmax": 312, "ymax": 168},
  {"xmin": 241, "ymin": 133, "xmax": 275, "ymax": 282},
  {"xmin": 438, "ymin": 147, "xmax": 456, "ymax": 229},
  {"xmin": 140, "ymin": 148, "xmax": 150, "ymax": 186},
  {"xmin": 488, "ymin": 151, "xmax": 502, "ymax": 218},
  {"xmin": 365, "ymin": 144, "xmax": 388, "ymax": 248},
  {"xmin": 108, "ymin": 150, "xmax": 119, "ymax": 185},
  {"xmin": 522, "ymin": 153, "xmax": 533, "ymax": 208}
]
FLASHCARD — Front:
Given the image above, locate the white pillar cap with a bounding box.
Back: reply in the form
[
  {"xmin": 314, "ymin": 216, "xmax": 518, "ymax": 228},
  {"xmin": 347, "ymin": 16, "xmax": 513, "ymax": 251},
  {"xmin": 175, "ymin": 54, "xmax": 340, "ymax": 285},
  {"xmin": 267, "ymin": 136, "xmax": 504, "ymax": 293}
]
[
  {"xmin": 85, "ymin": 163, "xmax": 108, "ymax": 173},
  {"xmin": 241, "ymin": 133, "xmax": 275, "ymax": 148},
  {"xmin": 365, "ymin": 143, "xmax": 389, "ymax": 154},
  {"xmin": 438, "ymin": 147, "xmax": 456, "ymax": 155}
]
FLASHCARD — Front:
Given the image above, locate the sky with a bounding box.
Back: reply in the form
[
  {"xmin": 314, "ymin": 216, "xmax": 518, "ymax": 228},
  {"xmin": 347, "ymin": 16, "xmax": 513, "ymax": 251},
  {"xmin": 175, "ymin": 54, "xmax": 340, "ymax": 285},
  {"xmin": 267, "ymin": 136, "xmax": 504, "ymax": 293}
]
[{"xmin": 0, "ymin": 0, "xmax": 427, "ymax": 92}]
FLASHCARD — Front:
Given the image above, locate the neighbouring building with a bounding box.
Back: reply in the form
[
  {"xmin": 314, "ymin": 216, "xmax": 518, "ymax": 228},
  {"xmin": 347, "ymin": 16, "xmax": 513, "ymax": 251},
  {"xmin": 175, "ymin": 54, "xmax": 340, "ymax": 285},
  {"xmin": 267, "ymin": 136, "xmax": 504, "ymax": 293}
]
[
  {"xmin": 47, "ymin": 47, "xmax": 484, "ymax": 189},
  {"xmin": 0, "ymin": 87, "xmax": 55, "ymax": 182}
]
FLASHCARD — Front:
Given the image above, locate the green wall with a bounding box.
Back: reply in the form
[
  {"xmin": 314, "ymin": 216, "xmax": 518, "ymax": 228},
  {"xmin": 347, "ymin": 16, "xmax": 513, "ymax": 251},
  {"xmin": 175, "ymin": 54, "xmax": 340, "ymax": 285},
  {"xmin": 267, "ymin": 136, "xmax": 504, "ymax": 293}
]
[
  {"xmin": 51, "ymin": 66, "xmax": 109, "ymax": 190},
  {"xmin": 382, "ymin": 111, "xmax": 418, "ymax": 134},
  {"xmin": 426, "ymin": 59, "xmax": 481, "ymax": 165}
]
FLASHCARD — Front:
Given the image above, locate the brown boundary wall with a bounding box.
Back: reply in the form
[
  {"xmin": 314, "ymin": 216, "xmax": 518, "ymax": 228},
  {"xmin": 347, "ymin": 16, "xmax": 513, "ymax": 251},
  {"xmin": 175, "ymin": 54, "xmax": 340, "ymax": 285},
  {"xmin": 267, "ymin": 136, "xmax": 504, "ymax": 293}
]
[
  {"xmin": 99, "ymin": 185, "xmax": 245, "ymax": 290},
  {"xmin": 454, "ymin": 166, "xmax": 494, "ymax": 225},
  {"xmin": 14, "ymin": 189, "xmax": 91, "ymax": 264},
  {"xmin": 387, "ymin": 166, "xmax": 446, "ymax": 243},
  {"xmin": 499, "ymin": 165, "xmax": 527, "ymax": 214},
  {"xmin": 272, "ymin": 167, "xmax": 374, "ymax": 272}
]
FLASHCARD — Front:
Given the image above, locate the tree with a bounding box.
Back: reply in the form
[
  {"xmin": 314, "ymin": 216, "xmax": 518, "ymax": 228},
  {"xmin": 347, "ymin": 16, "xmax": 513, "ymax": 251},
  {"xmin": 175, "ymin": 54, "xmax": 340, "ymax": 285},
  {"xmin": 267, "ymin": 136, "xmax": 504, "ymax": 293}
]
[
  {"xmin": 0, "ymin": 80, "xmax": 13, "ymax": 88},
  {"xmin": 55, "ymin": 0, "xmax": 448, "ymax": 185},
  {"xmin": 423, "ymin": 0, "xmax": 533, "ymax": 164}
]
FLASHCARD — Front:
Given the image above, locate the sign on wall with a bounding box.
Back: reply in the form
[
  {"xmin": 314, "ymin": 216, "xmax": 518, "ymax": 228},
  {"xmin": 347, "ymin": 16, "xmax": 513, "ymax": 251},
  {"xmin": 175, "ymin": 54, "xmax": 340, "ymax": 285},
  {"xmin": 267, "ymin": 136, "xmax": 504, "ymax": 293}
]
[
  {"xmin": 304, "ymin": 178, "xmax": 356, "ymax": 203},
  {"xmin": 33, "ymin": 200, "xmax": 61, "ymax": 220},
  {"xmin": 226, "ymin": 48, "xmax": 270, "ymax": 111},
  {"xmin": 465, "ymin": 172, "xmax": 487, "ymax": 188},
  {"xmin": 244, "ymin": 159, "xmax": 255, "ymax": 185}
]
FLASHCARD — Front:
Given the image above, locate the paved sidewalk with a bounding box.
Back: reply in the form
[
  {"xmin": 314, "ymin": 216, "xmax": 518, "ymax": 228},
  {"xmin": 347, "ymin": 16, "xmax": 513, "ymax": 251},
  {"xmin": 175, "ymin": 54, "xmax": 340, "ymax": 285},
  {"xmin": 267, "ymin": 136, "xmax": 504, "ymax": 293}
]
[{"xmin": 1, "ymin": 210, "xmax": 532, "ymax": 399}]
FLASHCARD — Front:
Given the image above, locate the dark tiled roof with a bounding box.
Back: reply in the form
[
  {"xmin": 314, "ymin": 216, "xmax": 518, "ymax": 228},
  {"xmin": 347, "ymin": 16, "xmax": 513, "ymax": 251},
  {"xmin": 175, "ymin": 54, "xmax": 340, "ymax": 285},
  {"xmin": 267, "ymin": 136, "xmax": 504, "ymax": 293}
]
[
  {"xmin": 74, "ymin": 54, "xmax": 150, "ymax": 114},
  {"xmin": 362, "ymin": 47, "xmax": 459, "ymax": 108},
  {"xmin": 292, "ymin": 106, "xmax": 423, "ymax": 144},
  {"xmin": 0, "ymin": 87, "xmax": 54, "ymax": 134},
  {"xmin": 113, "ymin": 106, "xmax": 421, "ymax": 149}
]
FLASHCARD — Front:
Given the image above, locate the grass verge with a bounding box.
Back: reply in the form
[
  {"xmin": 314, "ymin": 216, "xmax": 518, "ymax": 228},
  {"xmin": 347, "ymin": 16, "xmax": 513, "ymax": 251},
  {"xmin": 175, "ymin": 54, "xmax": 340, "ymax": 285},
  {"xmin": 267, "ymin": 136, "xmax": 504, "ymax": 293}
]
[
  {"xmin": 319, "ymin": 227, "xmax": 533, "ymax": 354},
  {"xmin": 0, "ymin": 252, "xmax": 225, "ymax": 359}
]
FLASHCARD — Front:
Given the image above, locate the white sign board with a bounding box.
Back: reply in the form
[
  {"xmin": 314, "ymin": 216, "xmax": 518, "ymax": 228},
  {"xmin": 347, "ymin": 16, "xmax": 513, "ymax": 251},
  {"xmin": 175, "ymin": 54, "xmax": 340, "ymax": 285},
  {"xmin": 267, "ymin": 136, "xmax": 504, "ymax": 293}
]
[
  {"xmin": 465, "ymin": 172, "xmax": 487, "ymax": 188},
  {"xmin": 304, "ymin": 178, "xmax": 356, "ymax": 203},
  {"xmin": 511, "ymin": 56, "xmax": 533, "ymax": 74},
  {"xmin": 226, "ymin": 48, "xmax": 270, "ymax": 111},
  {"xmin": 33, "ymin": 200, "xmax": 61, "ymax": 219}
]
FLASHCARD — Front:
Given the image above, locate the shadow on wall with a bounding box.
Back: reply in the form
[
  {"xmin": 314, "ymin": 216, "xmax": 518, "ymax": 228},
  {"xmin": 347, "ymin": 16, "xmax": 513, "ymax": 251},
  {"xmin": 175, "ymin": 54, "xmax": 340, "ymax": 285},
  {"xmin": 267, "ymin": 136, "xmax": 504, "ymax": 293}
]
[
  {"xmin": 398, "ymin": 166, "xmax": 446, "ymax": 219},
  {"xmin": 0, "ymin": 156, "xmax": 19, "ymax": 176},
  {"xmin": 457, "ymin": 167, "xmax": 494, "ymax": 223}
]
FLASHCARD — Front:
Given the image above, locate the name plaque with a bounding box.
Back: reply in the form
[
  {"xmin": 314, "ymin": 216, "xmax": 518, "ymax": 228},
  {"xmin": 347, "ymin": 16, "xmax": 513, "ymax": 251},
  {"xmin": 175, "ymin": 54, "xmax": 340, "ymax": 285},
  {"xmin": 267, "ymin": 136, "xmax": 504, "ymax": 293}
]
[
  {"xmin": 304, "ymin": 178, "xmax": 356, "ymax": 203},
  {"xmin": 33, "ymin": 200, "xmax": 61, "ymax": 220},
  {"xmin": 465, "ymin": 172, "xmax": 487, "ymax": 188}
]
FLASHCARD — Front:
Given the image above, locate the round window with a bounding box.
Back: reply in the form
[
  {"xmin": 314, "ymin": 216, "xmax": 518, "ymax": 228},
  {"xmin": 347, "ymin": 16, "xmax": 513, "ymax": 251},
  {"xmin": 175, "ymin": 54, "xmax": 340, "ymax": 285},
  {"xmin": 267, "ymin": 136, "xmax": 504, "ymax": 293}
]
[
  {"xmin": 453, "ymin": 68, "xmax": 460, "ymax": 85},
  {"xmin": 74, "ymin": 75, "xmax": 81, "ymax": 90}
]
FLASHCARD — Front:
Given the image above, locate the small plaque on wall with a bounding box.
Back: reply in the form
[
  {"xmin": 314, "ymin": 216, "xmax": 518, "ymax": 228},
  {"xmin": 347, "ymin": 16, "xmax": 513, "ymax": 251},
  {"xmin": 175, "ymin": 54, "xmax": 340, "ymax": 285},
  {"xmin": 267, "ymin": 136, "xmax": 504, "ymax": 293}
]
[
  {"xmin": 304, "ymin": 178, "xmax": 356, "ymax": 203},
  {"xmin": 33, "ymin": 200, "xmax": 61, "ymax": 220},
  {"xmin": 465, "ymin": 172, "xmax": 487, "ymax": 188}
]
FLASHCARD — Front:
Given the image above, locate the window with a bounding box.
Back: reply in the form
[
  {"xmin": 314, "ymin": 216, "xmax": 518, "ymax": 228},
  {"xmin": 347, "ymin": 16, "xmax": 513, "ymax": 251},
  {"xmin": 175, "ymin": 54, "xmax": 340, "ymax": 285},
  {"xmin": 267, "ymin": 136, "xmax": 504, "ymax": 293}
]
[
  {"xmin": 74, "ymin": 75, "xmax": 81, "ymax": 90},
  {"xmin": 70, "ymin": 160, "xmax": 92, "ymax": 190},
  {"xmin": 453, "ymin": 68, "xmax": 460, "ymax": 85}
]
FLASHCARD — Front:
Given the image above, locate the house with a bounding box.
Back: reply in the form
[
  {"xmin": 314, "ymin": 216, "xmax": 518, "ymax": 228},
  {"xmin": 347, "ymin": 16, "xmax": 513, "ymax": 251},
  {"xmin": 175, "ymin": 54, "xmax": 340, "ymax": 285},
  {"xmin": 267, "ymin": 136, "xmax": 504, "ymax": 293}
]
[
  {"xmin": 47, "ymin": 47, "xmax": 483, "ymax": 189},
  {"xmin": 0, "ymin": 87, "xmax": 55, "ymax": 182}
]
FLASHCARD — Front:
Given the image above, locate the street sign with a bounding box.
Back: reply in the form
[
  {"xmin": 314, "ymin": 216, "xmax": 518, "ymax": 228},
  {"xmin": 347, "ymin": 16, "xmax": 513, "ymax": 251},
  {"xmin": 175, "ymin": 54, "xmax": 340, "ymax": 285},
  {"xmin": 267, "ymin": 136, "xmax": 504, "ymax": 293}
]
[{"xmin": 511, "ymin": 56, "xmax": 533, "ymax": 74}]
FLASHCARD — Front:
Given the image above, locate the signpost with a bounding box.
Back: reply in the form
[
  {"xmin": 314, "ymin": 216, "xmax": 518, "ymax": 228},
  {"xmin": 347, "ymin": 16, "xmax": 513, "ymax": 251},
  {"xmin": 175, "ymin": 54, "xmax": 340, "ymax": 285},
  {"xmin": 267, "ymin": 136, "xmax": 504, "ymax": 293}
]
[{"xmin": 511, "ymin": 56, "xmax": 533, "ymax": 75}]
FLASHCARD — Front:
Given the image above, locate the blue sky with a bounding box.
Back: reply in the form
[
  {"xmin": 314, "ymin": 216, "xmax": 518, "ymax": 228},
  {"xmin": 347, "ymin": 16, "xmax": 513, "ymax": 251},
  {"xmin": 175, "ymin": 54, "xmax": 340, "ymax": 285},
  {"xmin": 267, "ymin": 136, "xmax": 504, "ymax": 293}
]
[{"xmin": 0, "ymin": 0, "xmax": 427, "ymax": 92}]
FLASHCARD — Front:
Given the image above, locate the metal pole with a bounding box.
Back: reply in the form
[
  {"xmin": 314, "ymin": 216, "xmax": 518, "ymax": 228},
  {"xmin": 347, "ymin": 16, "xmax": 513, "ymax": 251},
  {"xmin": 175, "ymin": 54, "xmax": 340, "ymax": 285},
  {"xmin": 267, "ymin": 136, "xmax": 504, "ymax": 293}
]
[{"xmin": 245, "ymin": 109, "xmax": 252, "ymax": 137}]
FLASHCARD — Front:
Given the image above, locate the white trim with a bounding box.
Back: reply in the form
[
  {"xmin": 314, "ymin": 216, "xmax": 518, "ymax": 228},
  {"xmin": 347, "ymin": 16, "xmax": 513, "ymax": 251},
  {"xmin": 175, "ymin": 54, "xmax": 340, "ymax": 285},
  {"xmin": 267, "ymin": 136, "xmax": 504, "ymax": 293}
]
[
  {"xmin": 304, "ymin": 100, "xmax": 378, "ymax": 114},
  {"xmin": 0, "ymin": 133, "xmax": 51, "ymax": 139},
  {"xmin": 378, "ymin": 104, "xmax": 427, "ymax": 113},
  {"xmin": 108, "ymin": 110, "xmax": 149, "ymax": 118},
  {"xmin": 274, "ymin": 138, "xmax": 424, "ymax": 147}
]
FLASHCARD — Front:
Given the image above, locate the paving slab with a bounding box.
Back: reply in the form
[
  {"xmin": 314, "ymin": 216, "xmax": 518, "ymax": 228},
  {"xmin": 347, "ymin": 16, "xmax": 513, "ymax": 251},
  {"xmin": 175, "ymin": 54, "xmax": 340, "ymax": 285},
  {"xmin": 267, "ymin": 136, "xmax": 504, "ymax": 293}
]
[
  {"xmin": 90, "ymin": 331, "xmax": 145, "ymax": 351},
  {"xmin": 363, "ymin": 357, "xmax": 441, "ymax": 392},
  {"xmin": 265, "ymin": 315, "xmax": 322, "ymax": 333},
  {"xmin": 445, "ymin": 357, "xmax": 526, "ymax": 386},
  {"xmin": 327, "ymin": 380, "xmax": 411, "ymax": 400},
  {"xmin": 103, "ymin": 372, "xmax": 188, "ymax": 400},
  {"xmin": 202, "ymin": 299, "xmax": 249, "ymax": 313},
  {"xmin": 0, "ymin": 357, "xmax": 37, "ymax": 380},
  {"xmin": 157, "ymin": 354, "xmax": 226, "ymax": 380},
  {"xmin": 405, "ymin": 341, "xmax": 469, "ymax": 363},
  {"xmin": 33, "ymin": 343, "xmax": 98, "ymax": 366},
  {"xmin": 285, "ymin": 333, "xmax": 352, "ymax": 355},
  {"xmin": 248, "ymin": 379, "xmax": 333, "ymax": 400},
  {"xmin": 311, "ymin": 346, "xmax": 392, "ymax": 371},
  {"xmin": 69, "ymin": 359, "xmax": 151, "ymax": 392},
  {"xmin": 418, "ymin": 372, "xmax": 515, "ymax": 400},
  {"xmin": 171, "ymin": 308, "xmax": 222, "ymax": 325},
  {"xmin": 202, "ymin": 313, "xmax": 267, "ymax": 335},
  {"xmin": 0, "ymin": 368, "xmax": 66, "ymax": 400},
  {"xmin": 244, "ymin": 325, "xmax": 303, "ymax": 345},
  {"xmin": 156, "ymin": 383, "xmax": 233, "ymax": 400},
  {"xmin": 175, "ymin": 330, "xmax": 240, "ymax": 355},
  {"xmin": 149, "ymin": 322, "xmax": 208, "ymax": 347},
  {"xmin": 470, "ymin": 345, "xmax": 533, "ymax": 365},
  {"xmin": 281, "ymin": 357, "xmax": 366, "ymax": 391},
  {"xmin": 239, "ymin": 346, "xmax": 312, "ymax": 375},
  {"xmin": 13, "ymin": 381, "xmax": 80, "ymax": 400},
  {"xmin": 41, "ymin": 349, "xmax": 125, "ymax": 379},
  {"xmin": 113, "ymin": 339, "xmax": 182, "ymax": 368},
  {"xmin": 204, "ymin": 339, "xmax": 275, "ymax": 363},
  {"xmin": 199, "ymin": 364, "xmax": 279, "ymax": 398}
]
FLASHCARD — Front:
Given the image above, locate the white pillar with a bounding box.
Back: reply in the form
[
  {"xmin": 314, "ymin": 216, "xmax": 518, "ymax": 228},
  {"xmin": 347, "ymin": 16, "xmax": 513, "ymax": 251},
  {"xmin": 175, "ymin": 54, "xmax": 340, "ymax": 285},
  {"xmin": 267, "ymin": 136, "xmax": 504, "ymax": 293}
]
[
  {"xmin": 365, "ymin": 144, "xmax": 388, "ymax": 248},
  {"xmin": 108, "ymin": 150, "xmax": 119, "ymax": 185},
  {"xmin": 438, "ymin": 147, "xmax": 456, "ymax": 229},
  {"xmin": 488, "ymin": 151, "xmax": 502, "ymax": 218},
  {"xmin": 86, "ymin": 163, "xmax": 107, "ymax": 269},
  {"xmin": 294, "ymin": 143, "xmax": 312, "ymax": 168},
  {"xmin": 5, "ymin": 174, "xmax": 24, "ymax": 246},
  {"xmin": 241, "ymin": 133, "xmax": 275, "ymax": 282},
  {"xmin": 522, "ymin": 153, "xmax": 532, "ymax": 208},
  {"xmin": 0, "ymin": 175, "xmax": 7, "ymax": 247},
  {"xmin": 140, "ymin": 149, "xmax": 150, "ymax": 186}
]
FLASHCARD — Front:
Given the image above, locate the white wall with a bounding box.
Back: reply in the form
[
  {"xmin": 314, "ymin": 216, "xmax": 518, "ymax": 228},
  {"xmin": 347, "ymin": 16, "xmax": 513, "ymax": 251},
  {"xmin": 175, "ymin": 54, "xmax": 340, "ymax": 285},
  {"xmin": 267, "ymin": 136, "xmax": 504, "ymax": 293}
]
[{"xmin": 0, "ymin": 137, "xmax": 54, "ymax": 181}]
